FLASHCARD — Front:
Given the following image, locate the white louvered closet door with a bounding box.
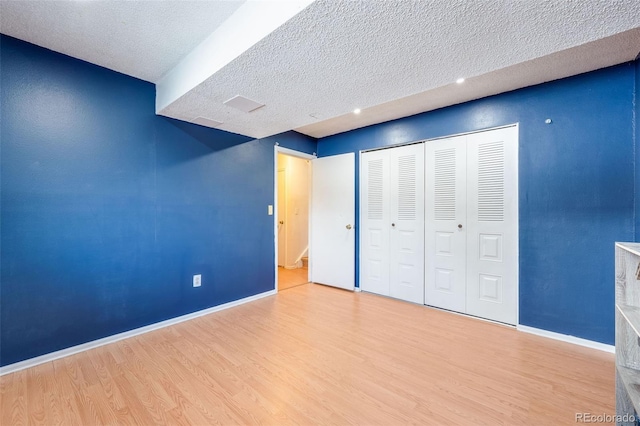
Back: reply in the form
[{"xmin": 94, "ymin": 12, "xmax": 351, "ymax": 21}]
[
  {"xmin": 425, "ymin": 136, "xmax": 467, "ymax": 312},
  {"xmin": 466, "ymin": 127, "xmax": 518, "ymax": 324},
  {"xmin": 360, "ymin": 149, "xmax": 391, "ymax": 296},
  {"xmin": 389, "ymin": 144, "xmax": 425, "ymax": 304}
]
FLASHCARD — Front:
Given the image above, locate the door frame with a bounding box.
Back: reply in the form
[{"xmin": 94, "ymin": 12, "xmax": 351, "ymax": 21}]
[
  {"xmin": 358, "ymin": 123, "xmax": 519, "ymax": 325},
  {"xmin": 274, "ymin": 145, "xmax": 316, "ymax": 292}
]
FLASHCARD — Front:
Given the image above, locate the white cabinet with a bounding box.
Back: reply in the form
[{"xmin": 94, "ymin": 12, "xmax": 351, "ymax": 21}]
[
  {"xmin": 425, "ymin": 126, "xmax": 519, "ymax": 325},
  {"xmin": 360, "ymin": 143, "xmax": 425, "ymax": 304},
  {"xmin": 615, "ymin": 243, "xmax": 640, "ymax": 422}
]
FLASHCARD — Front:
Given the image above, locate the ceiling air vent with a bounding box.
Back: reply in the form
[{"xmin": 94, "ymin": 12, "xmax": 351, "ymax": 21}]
[
  {"xmin": 192, "ymin": 117, "xmax": 223, "ymax": 128},
  {"xmin": 223, "ymin": 95, "xmax": 265, "ymax": 113}
]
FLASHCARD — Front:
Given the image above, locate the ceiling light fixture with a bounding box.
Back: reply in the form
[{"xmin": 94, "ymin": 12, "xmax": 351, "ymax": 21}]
[
  {"xmin": 456, "ymin": 78, "xmax": 465, "ymax": 84},
  {"xmin": 353, "ymin": 108, "xmax": 361, "ymax": 114}
]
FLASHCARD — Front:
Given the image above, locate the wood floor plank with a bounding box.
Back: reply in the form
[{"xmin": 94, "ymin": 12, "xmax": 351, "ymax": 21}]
[
  {"xmin": 26, "ymin": 364, "xmax": 48, "ymax": 425},
  {"xmin": 1, "ymin": 369, "xmax": 27, "ymax": 426},
  {"xmin": 111, "ymin": 372, "xmax": 158, "ymax": 425},
  {"xmin": 89, "ymin": 347, "xmax": 128, "ymax": 413},
  {"xmin": 51, "ymin": 359, "xmax": 83, "ymax": 425},
  {"xmin": 1, "ymin": 283, "xmax": 614, "ymax": 425}
]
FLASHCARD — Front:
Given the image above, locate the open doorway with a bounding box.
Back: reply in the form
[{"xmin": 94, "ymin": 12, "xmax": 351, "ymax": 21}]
[{"xmin": 275, "ymin": 149, "xmax": 313, "ymax": 291}]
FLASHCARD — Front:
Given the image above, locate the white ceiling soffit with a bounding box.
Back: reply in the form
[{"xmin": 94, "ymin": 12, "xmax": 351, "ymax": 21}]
[
  {"xmin": 158, "ymin": 0, "xmax": 640, "ymax": 139},
  {"xmin": 155, "ymin": 0, "xmax": 315, "ymax": 115},
  {"xmin": 0, "ymin": 0, "xmax": 247, "ymax": 83},
  {"xmin": 298, "ymin": 28, "xmax": 640, "ymax": 139}
]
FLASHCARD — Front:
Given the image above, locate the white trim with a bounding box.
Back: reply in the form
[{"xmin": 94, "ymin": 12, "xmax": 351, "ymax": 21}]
[
  {"xmin": 360, "ymin": 123, "xmax": 520, "ymax": 153},
  {"xmin": 517, "ymin": 325, "xmax": 615, "ymax": 353},
  {"xmin": 513, "ymin": 123, "xmax": 520, "ymax": 325},
  {"xmin": 358, "ymin": 149, "xmax": 363, "ymax": 292},
  {"xmin": 276, "ymin": 146, "xmax": 316, "ymax": 160},
  {"xmin": 274, "ymin": 145, "xmax": 316, "ymax": 292},
  {"xmin": 0, "ymin": 289, "xmax": 276, "ymax": 376}
]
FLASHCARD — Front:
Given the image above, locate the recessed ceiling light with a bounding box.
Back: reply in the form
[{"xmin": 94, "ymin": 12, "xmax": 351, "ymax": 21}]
[
  {"xmin": 353, "ymin": 108, "xmax": 361, "ymax": 114},
  {"xmin": 456, "ymin": 78, "xmax": 465, "ymax": 84}
]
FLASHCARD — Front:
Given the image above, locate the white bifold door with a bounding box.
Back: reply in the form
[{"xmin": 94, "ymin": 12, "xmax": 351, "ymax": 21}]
[
  {"xmin": 360, "ymin": 143, "xmax": 425, "ymax": 304},
  {"xmin": 424, "ymin": 137, "xmax": 467, "ymax": 313},
  {"xmin": 425, "ymin": 126, "xmax": 518, "ymax": 324}
]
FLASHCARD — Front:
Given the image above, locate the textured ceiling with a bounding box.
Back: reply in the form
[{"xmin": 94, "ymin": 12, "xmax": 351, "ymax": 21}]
[
  {"xmin": 297, "ymin": 27, "xmax": 640, "ymax": 138},
  {"xmin": 1, "ymin": 0, "xmax": 640, "ymax": 139},
  {"xmin": 159, "ymin": 0, "xmax": 640, "ymax": 138},
  {"xmin": 0, "ymin": 0, "xmax": 245, "ymax": 82}
]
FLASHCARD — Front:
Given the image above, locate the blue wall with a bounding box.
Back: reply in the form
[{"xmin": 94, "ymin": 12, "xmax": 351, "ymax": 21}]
[
  {"xmin": 318, "ymin": 63, "xmax": 638, "ymax": 345},
  {"xmin": 0, "ymin": 35, "xmax": 316, "ymax": 366},
  {"xmin": 1, "ymin": 34, "xmax": 636, "ymax": 365}
]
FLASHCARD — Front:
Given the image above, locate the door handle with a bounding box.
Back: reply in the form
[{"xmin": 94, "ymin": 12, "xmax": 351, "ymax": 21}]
[
  {"xmin": 346, "ymin": 224, "xmax": 352, "ymax": 230},
  {"xmin": 391, "ymin": 223, "xmax": 396, "ymax": 227},
  {"xmin": 458, "ymin": 224, "xmax": 463, "ymax": 229},
  {"xmin": 279, "ymin": 220, "xmax": 284, "ymax": 225}
]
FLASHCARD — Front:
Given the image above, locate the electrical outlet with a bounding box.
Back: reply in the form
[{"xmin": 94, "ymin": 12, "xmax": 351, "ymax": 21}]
[{"xmin": 193, "ymin": 274, "xmax": 202, "ymax": 287}]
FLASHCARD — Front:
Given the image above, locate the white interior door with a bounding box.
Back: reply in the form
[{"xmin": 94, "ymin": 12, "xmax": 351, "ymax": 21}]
[
  {"xmin": 310, "ymin": 153, "xmax": 355, "ymax": 290},
  {"xmin": 466, "ymin": 127, "xmax": 518, "ymax": 324},
  {"xmin": 425, "ymin": 137, "xmax": 467, "ymax": 312},
  {"xmin": 389, "ymin": 144, "xmax": 425, "ymax": 304},
  {"xmin": 360, "ymin": 150, "xmax": 391, "ymax": 295},
  {"xmin": 277, "ymin": 168, "xmax": 286, "ymax": 267}
]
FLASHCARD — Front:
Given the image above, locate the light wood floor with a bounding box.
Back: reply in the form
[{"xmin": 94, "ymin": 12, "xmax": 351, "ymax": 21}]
[
  {"xmin": 278, "ymin": 266, "xmax": 308, "ymax": 291},
  {"xmin": 1, "ymin": 284, "xmax": 613, "ymax": 425}
]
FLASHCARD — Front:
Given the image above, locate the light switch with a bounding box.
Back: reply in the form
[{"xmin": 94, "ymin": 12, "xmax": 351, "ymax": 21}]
[{"xmin": 268, "ymin": 205, "xmax": 273, "ymax": 215}]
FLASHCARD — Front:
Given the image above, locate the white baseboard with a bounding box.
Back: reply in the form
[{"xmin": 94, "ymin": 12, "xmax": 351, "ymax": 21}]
[
  {"xmin": 517, "ymin": 325, "xmax": 615, "ymax": 353},
  {"xmin": 0, "ymin": 289, "xmax": 277, "ymax": 376}
]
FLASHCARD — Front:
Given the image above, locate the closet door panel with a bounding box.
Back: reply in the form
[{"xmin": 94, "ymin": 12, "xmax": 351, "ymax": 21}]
[
  {"xmin": 360, "ymin": 150, "xmax": 391, "ymax": 296},
  {"xmin": 425, "ymin": 136, "xmax": 467, "ymax": 312},
  {"xmin": 389, "ymin": 144, "xmax": 425, "ymax": 304},
  {"xmin": 466, "ymin": 127, "xmax": 518, "ymax": 324}
]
